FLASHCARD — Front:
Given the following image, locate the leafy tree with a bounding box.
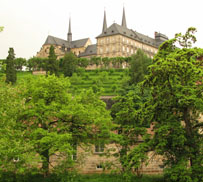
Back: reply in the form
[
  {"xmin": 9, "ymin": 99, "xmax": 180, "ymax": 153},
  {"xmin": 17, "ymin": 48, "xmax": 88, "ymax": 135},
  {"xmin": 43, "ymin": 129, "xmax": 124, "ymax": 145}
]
[
  {"xmin": 6, "ymin": 48, "xmax": 16, "ymax": 84},
  {"xmin": 46, "ymin": 45, "xmax": 59, "ymax": 76},
  {"xmin": 129, "ymin": 49, "xmax": 152, "ymax": 85},
  {"xmin": 62, "ymin": 52, "xmax": 78, "ymax": 77},
  {"xmin": 111, "ymin": 86, "xmax": 151, "ymax": 179},
  {"xmin": 27, "ymin": 57, "xmax": 46, "ymax": 71},
  {"xmin": 143, "ymin": 27, "xmax": 203, "ymax": 182},
  {"xmin": 77, "ymin": 57, "xmax": 89, "ymax": 68},
  {"xmin": 18, "ymin": 75, "xmax": 112, "ymax": 176},
  {"xmin": 0, "ymin": 81, "xmax": 38, "ymax": 181},
  {"xmin": 14, "ymin": 57, "xmax": 27, "ymax": 71},
  {"xmin": 90, "ymin": 57, "xmax": 101, "ymax": 68},
  {"xmin": 102, "ymin": 57, "xmax": 110, "ymax": 69}
]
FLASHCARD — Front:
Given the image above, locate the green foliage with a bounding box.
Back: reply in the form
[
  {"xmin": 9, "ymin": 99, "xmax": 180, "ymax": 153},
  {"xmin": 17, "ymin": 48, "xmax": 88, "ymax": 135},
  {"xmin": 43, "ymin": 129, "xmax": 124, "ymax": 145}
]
[
  {"xmin": 0, "ymin": 26, "xmax": 3, "ymax": 32},
  {"xmin": 11, "ymin": 75, "xmax": 112, "ymax": 176},
  {"xmin": 111, "ymin": 86, "xmax": 151, "ymax": 179},
  {"xmin": 0, "ymin": 173, "xmax": 164, "ymax": 182},
  {"xmin": 143, "ymin": 27, "xmax": 203, "ymax": 181},
  {"xmin": 46, "ymin": 45, "xmax": 59, "ymax": 76},
  {"xmin": 129, "ymin": 49, "xmax": 152, "ymax": 85},
  {"xmin": 14, "ymin": 57, "xmax": 27, "ymax": 71},
  {"xmin": 27, "ymin": 57, "xmax": 47, "ymax": 71},
  {"xmin": 77, "ymin": 58, "xmax": 89, "ymax": 68},
  {"xmin": 99, "ymin": 71, "xmax": 109, "ymax": 82},
  {"xmin": 0, "ymin": 81, "xmax": 38, "ymax": 180},
  {"xmin": 6, "ymin": 48, "xmax": 16, "ymax": 84},
  {"xmin": 61, "ymin": 51, "xmax": 78, "ymax": 77},
  {"xmin": 76, "ymin": 67, "xmax": 85, "ymax": 76},
  {"xmin": 175, "ymin": 27, "xmax": 197, "ymax": 48},
  {"xmin": 18, "ymin": 75, "xmax": 73, "ymax": 176},
  {"xmin": 0, "ymin": 59, "xmax": 6, "ymax": 73}
]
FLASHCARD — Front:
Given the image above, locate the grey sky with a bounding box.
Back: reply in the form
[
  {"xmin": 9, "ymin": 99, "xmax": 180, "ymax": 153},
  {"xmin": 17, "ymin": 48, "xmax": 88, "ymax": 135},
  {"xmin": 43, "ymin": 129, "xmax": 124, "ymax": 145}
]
[{"xmin": 0, "ymin": 0, "xmax": 202, "ymax": 59}]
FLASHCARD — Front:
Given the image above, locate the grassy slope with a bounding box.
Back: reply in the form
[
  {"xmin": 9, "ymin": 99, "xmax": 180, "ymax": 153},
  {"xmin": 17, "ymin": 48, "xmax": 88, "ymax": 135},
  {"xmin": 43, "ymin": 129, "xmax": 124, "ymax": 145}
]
[
  {"xmin": 69, "ymin": 69, "xmax": 129, "ymax": 95},
  {"xmin": 11, "ymin": 70, "xmax": 129, "ymax": 96},
  {"xmin": 76, "ymin": 174, "xmax": 164, "ymax": 182}
]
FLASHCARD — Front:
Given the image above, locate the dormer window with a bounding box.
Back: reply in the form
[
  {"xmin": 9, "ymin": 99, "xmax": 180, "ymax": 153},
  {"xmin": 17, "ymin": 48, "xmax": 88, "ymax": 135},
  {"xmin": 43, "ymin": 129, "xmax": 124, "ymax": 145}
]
[{"xmin": 62, "ymin": 44, "xmax": 65, "ymax": 51}]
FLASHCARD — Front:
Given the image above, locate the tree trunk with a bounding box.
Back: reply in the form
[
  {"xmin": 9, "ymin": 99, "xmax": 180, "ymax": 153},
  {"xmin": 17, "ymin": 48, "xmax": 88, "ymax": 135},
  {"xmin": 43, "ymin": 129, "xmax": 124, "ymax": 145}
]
[
  {"xmin": 183, "ymin": 107, "xmax": 195, "ymax": 167},
  {"xmin": 41, "ymin": 149, "xmax": 49, "ymax": 177}
]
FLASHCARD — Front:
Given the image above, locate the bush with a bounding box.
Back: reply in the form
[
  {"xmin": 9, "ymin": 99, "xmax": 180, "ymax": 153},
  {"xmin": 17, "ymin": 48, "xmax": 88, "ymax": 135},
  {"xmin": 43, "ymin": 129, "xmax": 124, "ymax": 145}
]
[
  {"xmin": 111, "ymin": 84, "xmax": 118, "ymax": 92},
  {"xmin": 109, "ymin": 68, "xmax": 115, "ymax": 75},
  {"xmin": 76, "ymin": 67, "xmax": 85, "ymax": 77}
]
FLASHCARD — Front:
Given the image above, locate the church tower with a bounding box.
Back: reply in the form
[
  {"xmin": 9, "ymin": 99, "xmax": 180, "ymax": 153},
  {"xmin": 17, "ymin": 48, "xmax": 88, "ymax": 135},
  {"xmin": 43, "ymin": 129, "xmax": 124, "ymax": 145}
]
[
  {"xmin": 102, "ymin": 10, "xmax": 107, "ymax": 33},
  {"xmin": 121, "ymin": 7, "xmax": 127, "ymax": 28},
  {"xmin": 67, "ymin": 18, "xmax": 72, "ymax": 43}
]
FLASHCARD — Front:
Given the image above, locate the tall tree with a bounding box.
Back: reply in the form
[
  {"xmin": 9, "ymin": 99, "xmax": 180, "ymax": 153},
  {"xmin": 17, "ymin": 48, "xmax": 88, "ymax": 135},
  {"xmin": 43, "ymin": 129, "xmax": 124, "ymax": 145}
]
[
  {"xmin": 143, "ymin": 27, "xmax": 203, "ymax": 182},
  {"xmin": 0, "ymin": 81, "xmax": 37, "ymax": 181},
  {"xmin": 129, "ymin": 49, "xmax": 152, "ymax": 85},
  {"xmin": 111, "ymin": 86, "xmax": 150, "ymax": 179},
  {"xmin": 61, "ymin": 52, "xmax": 78, "ymax": 77},
  {"xmin": 6, "ymin": 48, "xmax": 16, "ymax": 84},
  {"xmin": 46, "ymin": 45, "xmax": 58, "ymax": 76},
  {"xmin": 27, "ymin": 57, "xmax": 46, "ymax": 71},
  {"xmin": 14, "ymin": 57, "xmax": 27, "ymax": 71},
  {"xmin": 18, "ymin": 75, "xmax": 112, "ymax": 176}
]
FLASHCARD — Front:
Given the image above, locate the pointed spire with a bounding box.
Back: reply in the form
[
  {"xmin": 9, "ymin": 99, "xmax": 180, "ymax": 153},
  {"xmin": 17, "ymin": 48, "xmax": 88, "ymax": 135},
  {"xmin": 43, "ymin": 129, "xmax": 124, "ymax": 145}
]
[
  {"xmin": 68, "ymin": 17, "xmax": 71, "ymax": 34},
  {"xmin": 102, "ymin": 10, "xmax": 107, "ymax": 33},
  {"xmin": 68, "ymin": 17, "xmax": 72, "ymax": 42},
  {"xmin": 122, "ymin": 7, "xmax": 127, "ymax": 28}
]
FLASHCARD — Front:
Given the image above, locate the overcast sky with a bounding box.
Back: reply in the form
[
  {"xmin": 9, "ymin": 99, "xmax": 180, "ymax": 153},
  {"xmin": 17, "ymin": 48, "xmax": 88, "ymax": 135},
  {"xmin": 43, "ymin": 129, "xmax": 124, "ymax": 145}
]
[{"xmin": 0, "ymin": 0, "xmax": 202, "ymax": 59}]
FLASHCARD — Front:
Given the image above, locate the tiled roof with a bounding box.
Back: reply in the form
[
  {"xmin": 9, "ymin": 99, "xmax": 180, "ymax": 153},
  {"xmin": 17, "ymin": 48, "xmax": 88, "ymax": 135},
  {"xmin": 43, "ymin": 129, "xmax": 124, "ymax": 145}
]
[
  {"xmin": 96, "ymin": 23, "xmax": 167, "ymax": 48},
  {"xmin": 71, "ymin": 38, "xmax": 89, "ymax": 48},
  {"xmin": 44, "ymin": 36, "xmax": 89, "ymax": 48},
  {"xmin": 44, "ymin": 35, "xmax": 70, "ymax": 47},
  {"xmin": 79, "ymin": 44, "xmax": 97, "ymax": 57}
]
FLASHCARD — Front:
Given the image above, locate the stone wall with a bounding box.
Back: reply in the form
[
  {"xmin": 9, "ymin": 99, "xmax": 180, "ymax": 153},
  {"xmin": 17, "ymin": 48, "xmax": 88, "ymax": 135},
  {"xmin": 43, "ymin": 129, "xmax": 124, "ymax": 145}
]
[{"xmin": 97, "ymin": 35, "xmax": 158, "ymax": 58}]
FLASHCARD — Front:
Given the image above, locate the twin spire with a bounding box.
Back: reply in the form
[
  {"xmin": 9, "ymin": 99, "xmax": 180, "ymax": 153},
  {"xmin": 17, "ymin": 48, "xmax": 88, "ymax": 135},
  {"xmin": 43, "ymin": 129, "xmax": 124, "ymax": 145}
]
[
  {"xmin": 68, "ymin": 8, "xmax": 127, "ymax": 38},
  {"xmin": 102, "ymin": 7, "xmax": 127, "ymax": 33}
]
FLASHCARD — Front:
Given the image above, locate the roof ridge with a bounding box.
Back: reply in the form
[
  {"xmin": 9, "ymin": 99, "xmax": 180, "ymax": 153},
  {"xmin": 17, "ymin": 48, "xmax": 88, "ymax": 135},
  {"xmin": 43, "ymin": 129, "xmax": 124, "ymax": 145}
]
[{"xmin": 71, "ymin": 38, "xmax": 89, "ymax": 42}]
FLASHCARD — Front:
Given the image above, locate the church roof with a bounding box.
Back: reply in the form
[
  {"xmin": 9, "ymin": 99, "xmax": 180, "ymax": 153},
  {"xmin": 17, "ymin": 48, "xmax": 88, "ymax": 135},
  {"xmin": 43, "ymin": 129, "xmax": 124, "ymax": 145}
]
[
  {"xmin": 79, "ymin": 44, "xmax": 97, "ymax": 57},
  {"xmin": 44, "ymin": 36, "xmax": 89, "ymax": 48},
  {"xmin": 96, "ymin": 23, "xmax": 163, "ymax": 48},
  {"xmin": 71, "ymin": 38, "xmax": 89, "ymax": 48},
  {"xmin": 44, "ymin": 35, "xmax": 70, "ymax": 47}
]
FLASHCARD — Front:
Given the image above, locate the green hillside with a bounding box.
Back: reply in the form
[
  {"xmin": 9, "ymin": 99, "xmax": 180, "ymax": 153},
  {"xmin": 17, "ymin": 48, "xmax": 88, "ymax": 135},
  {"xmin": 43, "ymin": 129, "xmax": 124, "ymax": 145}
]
[{"xmin": 1, "ymin": 69, "xmax": 129, "ymax": 96}]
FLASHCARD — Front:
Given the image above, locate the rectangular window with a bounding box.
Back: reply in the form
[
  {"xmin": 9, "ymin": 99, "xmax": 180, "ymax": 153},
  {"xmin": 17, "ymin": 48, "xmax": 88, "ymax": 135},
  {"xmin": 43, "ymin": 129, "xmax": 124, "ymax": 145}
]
[
  {"xmin": 96, "ymin": 164, "xmax": 103, "ymax": 170},
  {"xmin": 95, "ymin": 143, "xmax": 104, "ymax": 153},
  {"xmin": 122, "ymin": 46, "xmax": 125, "ymax": 52}
]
